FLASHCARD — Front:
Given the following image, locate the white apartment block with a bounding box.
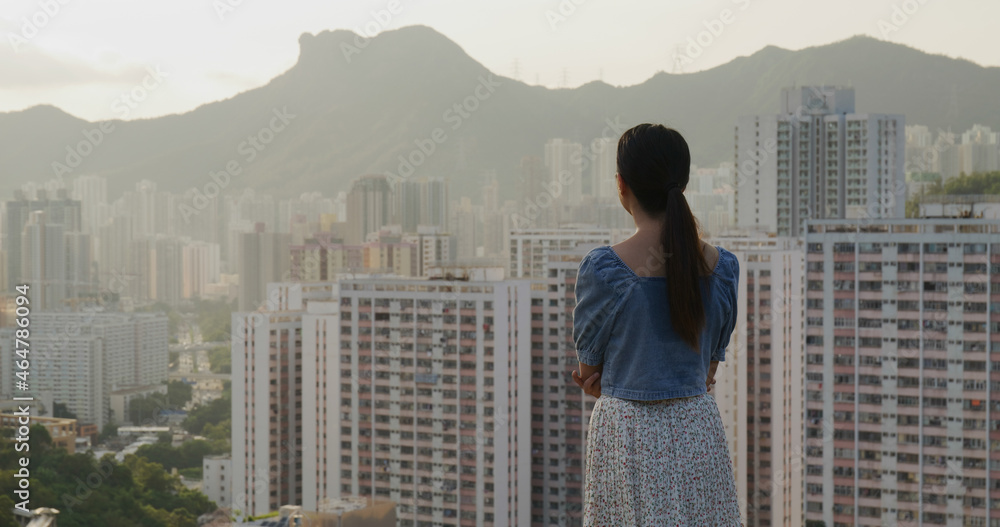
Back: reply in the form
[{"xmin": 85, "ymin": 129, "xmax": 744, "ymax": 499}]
[
  {"xmin": 231, "ymin": 304, "xmax": 306, "ymax": 518},
  {"xmin": 529, "ymin": 244, "xmax": 597, "ymax": 526},
  {"xmin": 508, "ymin": 228, "xmax": 628, "ymax": 279},
  {"xmin": 736, "ymin": 86, "xmax": 905, "ymax": 236},
  {"xmin": 233, "ymin": 276, "xmax": 534, "ymax": 526},
  {"xmin": 182, "ymin": 240, "xmax": 221, "ymax": 299},
  {"xmin": 589, "ymin": 137, "xmax": 617, "ymax": 200},
  {"xmin": 203, "ymin": 455, "xmax": 233, "ymax": 508},
  {"xmin": 402, "ymin": 225, "xmax": 456, "ymax": 276},
  {"xmin": 804, "ymin": 219, "xmax": 1000, "ymax": 527},
  {"xmin": 544, "ymin": 139, "xmax": 584, "ymax": 206},
  {"xmin": 313, "ymin": 277, "xmax": 532, "ymax": 526},
  {"xmin": 715, "ymin": 235, "xmax": 805, "ymax": 527},
  {"xmin": 0, "ymin": 312, "xmax": 167, "ymax": 431}
]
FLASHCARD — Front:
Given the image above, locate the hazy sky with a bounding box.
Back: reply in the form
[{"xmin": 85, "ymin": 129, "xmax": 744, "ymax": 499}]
[{"xmin": 1, "ymin": 0, "xmax": 996, "ymax": 122}]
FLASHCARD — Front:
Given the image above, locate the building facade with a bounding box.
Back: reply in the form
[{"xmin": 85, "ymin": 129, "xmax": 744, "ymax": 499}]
[
  {"xmin": 0, "ymin": 312, "xmax": 167, "ymax": 431},
  {"xmin": 508, "ymin": 229, "xmax": 627, "ymax": 279},
  {"xmin": 716, "ymin": 235, "xmax": 804, "ymax": 527},
  {"xmin": 203, "ymin": 455, "xmax": 233, "ymax": 509},
  {"xmin": 804, "ymin": 219, "xmax": 1000, "ymax": 527},
  {"xmin": 735, "ymin": 86, "xmax": 905, "ymax": 236}
]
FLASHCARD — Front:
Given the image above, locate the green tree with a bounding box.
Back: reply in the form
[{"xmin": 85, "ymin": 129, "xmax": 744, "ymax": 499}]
[
  {"xmin": 0, "ymin": 496, "xmax": 19, "ymax": 527},
  {"xmin": 0, "ymin": 438, "xmax": 216, "ymax": 527},
  {"xmin": 167, "ymin": 380, "xmax": 193, "ymax": 408},
  {"xmin": 135, "ymin": 439, "xmax": 227, "ymax": 472},
  {"xmin": 207, "ymin": 345, "xmax": 231, "ymax": 374},
  {"xmin": 52, "ymin": 401, "xmax": 77, "ymax": 419},
  {"xmin": 941, "ymin": 171, "xmax": 1000, "ymax": 195},
  {"xmin": 201, "ymin": 419, "xmax": 230, "ymax": 443},
  {"xmin": 96, "ymin": 421, "xmax": 119, "ymax": 443},
  {"xmin": 182, "ymin": 396, "xmax": 230, "ymax": 436},
  {"xmin": 30, "ymin": 423, "xmax": 53, "ymax": 455},
  {"xmin": 124, "ymin": 454, "xmax": 175, "ymax": 493},
  {"xmin": 128, "ymin": 393, "xmax": 169, "ymax": 425}
]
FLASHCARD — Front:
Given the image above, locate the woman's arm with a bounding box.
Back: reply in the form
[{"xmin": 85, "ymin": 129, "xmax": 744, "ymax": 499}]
[
  {"xmin": 571, "ymin": 362, "xmax": 603, "ymax": 398},
  {"xmin": 707, "ymin": 360, "xmax": 720, "ymax": 392}
]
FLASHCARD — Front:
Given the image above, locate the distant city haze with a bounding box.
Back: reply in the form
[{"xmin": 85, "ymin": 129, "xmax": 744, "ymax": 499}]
[{"xmin": 0, "ymin": 0, "xmax": 996, "ymax": 121}]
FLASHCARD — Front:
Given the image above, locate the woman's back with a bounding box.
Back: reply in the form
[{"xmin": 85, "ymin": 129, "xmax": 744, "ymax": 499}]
[
  {"xmin": 576, "ymin": 122, "xmax": 742, "ymax": 526},
  {"xmin": 573, "ymin": 243, "xmax": 739, "ymax": 401}
]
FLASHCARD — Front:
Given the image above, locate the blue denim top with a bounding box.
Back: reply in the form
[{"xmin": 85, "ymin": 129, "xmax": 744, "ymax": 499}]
[{"xmin": 573, "ymin": 245, "xmax": 740, "ymax": 400}]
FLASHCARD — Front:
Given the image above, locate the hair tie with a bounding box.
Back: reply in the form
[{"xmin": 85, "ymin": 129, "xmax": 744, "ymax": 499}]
[{"xmin": 665, "ymin": 182, "xmax": 681, "ymax": 193}]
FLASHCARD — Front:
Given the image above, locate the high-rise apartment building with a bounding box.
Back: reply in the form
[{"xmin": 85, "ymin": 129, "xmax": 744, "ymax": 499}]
[
  {"xmin": 715, "ymin": 235, "xmax": 804, "ymax": 527},
  {"xmin": 152, "ymin": 236, "xmax": 184, "ymax": 304},
  {"xmin": 4, "ymin": 188, "xmax": 82, "ymax": 292},
  {"xmin": 525, "ymin": 244, "xmax": 592, "ymax": 526},
  {"xmin": 517, "ymin": 156, "xmax": 557, "ymax": 230},
  {"xmin": 450, "ymin": 197, "xmax": 479, "ymax": 261},
  {"xmin": 589, "ymin": 137, "xmax": 617, "ymax": 201},
  {"xmin": 959, "ymin": 125, "xmax": 1000, "ymax": 176},
  {"xmin": 346, "ymin": 175, "xmax": 392, "ymax": 245},
  {"xmin": 182, "ymin": 240, "xmax": 221, "ymax": 299},
  {"xmin": 0, "ymin": 312, "xmax": 167, "ymax": 430},
  {"xmin": 317, "ymin": 276, "xmax": 532, "ymax": 525},
  {"xmin": 125, "ymin": 180, "xmax": 175, "ymax": 238},
  {"xmin": 735, "ymin": 86, "xmax": 905, "ymax": 236},
  {"xmin": 392, "ymin": 177, "xmax": 450, "ymax": 234},
  {"xmin": 544, "ymin": 139, "xmax": 584, "ymax": 207},
  {"xmin": 72, "ymin": 175, "xmax": 108, "ymax": 235},
  {"xmin": 508, "ymin": 229, "xmax": 626, "ymax": 279},
  {"xmin": 232, "ymin": 277, "xmax": 534, "ymax": 525},
  {"xmin": 403, "ymin": 225, "xmax": 456, "ymax": 276},
  {"xmin": 20, "ymin": 211, "xmax": 65, "ymax": 309},
  {"xmin": 231, "ymin": 301, "xmax": 307, "ymax": 517},
  {"xmin": 237, "ymin": 224, "xmax": 291, "ymax": 311},
  {"xmin": 803, "ymin": 219, "xmax": 1000, "ymax": 527}
]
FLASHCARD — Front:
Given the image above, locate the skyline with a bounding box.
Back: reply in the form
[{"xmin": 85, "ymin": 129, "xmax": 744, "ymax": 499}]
[
  {"xmin": 2, "ymin": 2, "xmax": 1000, "ymax": 524},
  {"xmin": 1, "ymin": 0, "xmax": 998, "ymax": 122}
]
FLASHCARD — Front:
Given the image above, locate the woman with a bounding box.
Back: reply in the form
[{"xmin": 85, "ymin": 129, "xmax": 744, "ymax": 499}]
[{"xmin": 570, "ymin": 123, "xmax": 742, "ymax": 526}]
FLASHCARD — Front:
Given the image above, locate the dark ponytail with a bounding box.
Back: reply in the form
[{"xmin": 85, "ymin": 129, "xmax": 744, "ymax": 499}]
[{"xmin": 617, "ymin": 124, "xmax": 710, "ymax": 350}]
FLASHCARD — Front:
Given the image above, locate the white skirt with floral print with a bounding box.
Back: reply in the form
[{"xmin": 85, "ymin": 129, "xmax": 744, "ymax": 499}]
[{"xmin": 584, "ymin": 393, "xmax": 743, "ymax": 526}]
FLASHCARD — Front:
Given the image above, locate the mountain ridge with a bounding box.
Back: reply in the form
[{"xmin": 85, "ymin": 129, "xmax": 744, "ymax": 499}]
[{"xmin": 1, "ymin": 27, "xmax": 997, "ymax": 202}]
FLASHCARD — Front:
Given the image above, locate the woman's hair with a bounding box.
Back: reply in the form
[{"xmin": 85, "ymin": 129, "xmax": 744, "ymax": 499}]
[{"xmin": 616, "ymin": 123, "xmax": 710, "ymax": 350}]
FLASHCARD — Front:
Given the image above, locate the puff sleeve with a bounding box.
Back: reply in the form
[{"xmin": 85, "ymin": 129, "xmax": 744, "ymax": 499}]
[
  {"xmin": 712, "ymin": 251, "xmax": 740, "ymax": 362},
  {"xmin": 573, "ymin": 250, "xmax": 623, "ymax": 366}
]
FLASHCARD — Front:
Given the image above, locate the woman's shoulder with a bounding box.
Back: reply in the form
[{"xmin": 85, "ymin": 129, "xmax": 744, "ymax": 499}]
[
  {"xmin": 579, "ymin": 246, "xmax": 634, "ymax": 292},
  {"xmin": 712, "ymin": 245, "xmax": 740, "ymax": 281},
  {"xmin": 580, "ymin": 245, "xmax": 617, "ymax": 269}
]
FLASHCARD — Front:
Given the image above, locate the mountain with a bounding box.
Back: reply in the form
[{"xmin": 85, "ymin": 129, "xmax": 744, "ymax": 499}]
[{"xmin": 1, "ymin": 27, "xmax": 998, "ymax": 203}]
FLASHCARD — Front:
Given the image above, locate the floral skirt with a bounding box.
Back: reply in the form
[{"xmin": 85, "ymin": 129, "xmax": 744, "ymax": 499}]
[{"xmin": 584, "ymin": 393, "xmax": 742, "ymax": 526}]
